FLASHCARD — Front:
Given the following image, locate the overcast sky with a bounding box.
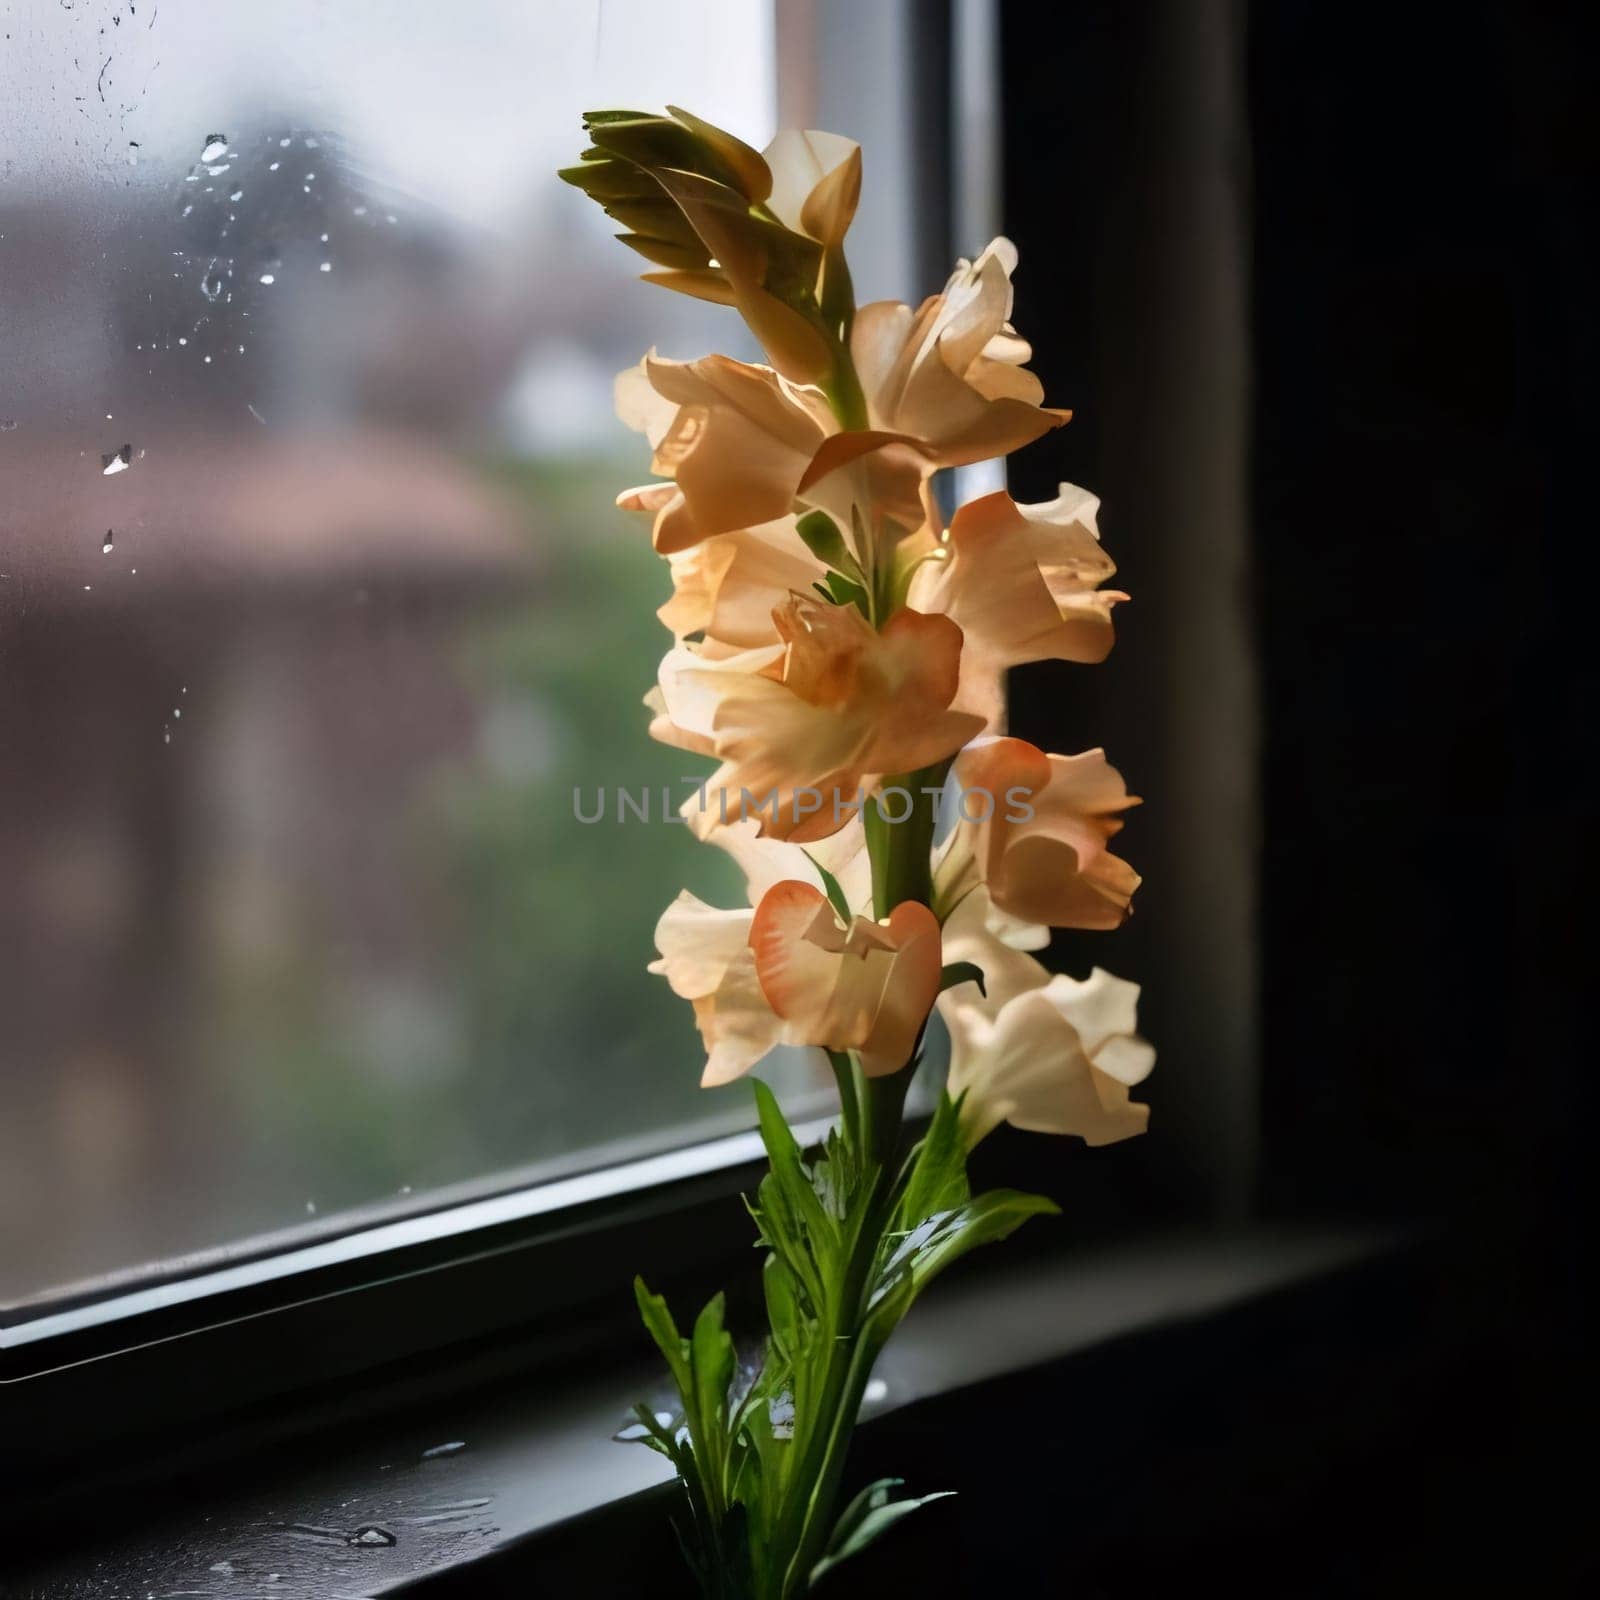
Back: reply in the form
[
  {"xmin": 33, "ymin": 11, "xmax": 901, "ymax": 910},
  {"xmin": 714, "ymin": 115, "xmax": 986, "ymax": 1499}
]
[{"xmin": 1, "ymin": 0, "xmax": 775, "ymax": 230}]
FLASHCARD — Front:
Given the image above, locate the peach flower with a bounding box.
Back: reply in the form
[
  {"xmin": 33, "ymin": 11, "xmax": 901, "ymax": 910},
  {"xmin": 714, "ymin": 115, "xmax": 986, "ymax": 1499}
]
[
  {"xmin": 762, "ymin": 129, "xmax": 862, "ymax": 248},
  {"xmin": 935, "ymin": 737, "xmax": 1140, "ymax": 929},
  {"xmin": 656, "ymin": 516, "xmax": 824, "ymax": 656},
  {"xmin": 650, "ymin": 875, "xmax": 941, "ymax": 1086},
  {"xmin": 649, "ymin": 596, "xmax": 985, "ymax": 842},
  {"xmin": 909, "ymin": 485, "xmax": 1126, "ymax": 726},
  {"xmin": 851, "ymin": 239, "xmax": 1069, "ymax": 468},
  {"xmin": 936, "ymin": 889, "xmax": 1154, "ymax": 1146},
  {"xmin": 751, "ymin": 884, "xmax": 942, "ymax": 1078},
  {"xmin": 616, "ymin": 353, "xmax": 929, "ymax": 557}
]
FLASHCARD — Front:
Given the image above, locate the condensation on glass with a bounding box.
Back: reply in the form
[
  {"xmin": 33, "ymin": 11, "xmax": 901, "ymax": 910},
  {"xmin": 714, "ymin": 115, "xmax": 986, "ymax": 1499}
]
[{"xmin": 0, "ymin": 0, "xmax": 877, "ymax": 1307}]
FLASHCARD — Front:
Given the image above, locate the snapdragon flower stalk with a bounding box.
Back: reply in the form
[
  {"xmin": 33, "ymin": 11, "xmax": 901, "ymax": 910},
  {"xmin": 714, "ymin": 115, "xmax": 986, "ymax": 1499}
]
[{"xmin": 563, "ymin": 108, "xmax": 1156, "ymax": 1598}]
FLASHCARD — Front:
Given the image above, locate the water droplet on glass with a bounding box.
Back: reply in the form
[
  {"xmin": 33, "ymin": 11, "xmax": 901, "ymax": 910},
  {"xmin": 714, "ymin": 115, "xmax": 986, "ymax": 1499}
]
[
  {"xmin": 206, "ymin": 163, "xmax": 231, "ymax": 177},
  {"xmin": 102, "ymin": 531, "xmax": 114, "ymax": 554},
  {"xmin": 208, "ymin": 1562, "xmax": 233, "ymax": 1575},
  {"xmin": 173, "ymin": 708, "xmax": 181, "ymax": 719},
  {"xmin": 259, "ymin": 273, "xmax": 276, "ymax": 286},
  {"xmin": 421, "ymin": 1440, "xmax": 465, "ymax": 1458},
  {"xmin": 319, "ymin": 262, "xmax": 331, "ymax": 273},
  {"xmin": 279, "ymin": 136, "xmax": 292, "ymax": 148},
  {"xmin": 101, "ymin": 444, "xmax": 133, "ymax": 475},
  {"xmin": 200, "ymin": 134, "xmax": 229, "ymax": 163},
  {"xmin": 305, "ymin": 136, "xmax": 320, "ymax": 149},
  {"xmin": 228, "ymin": 187, "xmax": 244, "ymax": 202},
  {"xmin": 178, "ymin": 336, "xmax": 188, "ymax": 346},
  {"xmin": 268, "ymin": 161, "xmax": 280, "ymax": 172},
  {"xmin": 348, "ymin": 1527, "xmax": 397, "ymax": 1548},
  {"xmin": 863, "ymin": 1377, "xmax": 889, "ymax": 1405},
  {"xmin": 305, "ymin": 1199, "xmax": 317, "ymax": 1215},
  {"xmin": 0, "ymin": 419, "xmax": 18, "ymax": 432},
  {"xmin": 319, "ymin": 232, "xmax": 329, "ymax": 243},
  {"xmin": 352, "ymin": 205, "xmax": 368, "ymax": 216},
  {"xmin": 201, "ymin": 262, "xmax": 225, "ymax": 302}
]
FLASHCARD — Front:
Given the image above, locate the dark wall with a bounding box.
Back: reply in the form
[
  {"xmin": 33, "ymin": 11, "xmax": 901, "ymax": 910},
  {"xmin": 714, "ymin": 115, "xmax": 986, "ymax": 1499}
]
[
  {"xmin": 1001, "ymin": 0, "xmax": 1591, "ymax": 1339},
  {"xmin": 1246, "ymin": 1, "xmax": 1593, "ymax": 1236}
]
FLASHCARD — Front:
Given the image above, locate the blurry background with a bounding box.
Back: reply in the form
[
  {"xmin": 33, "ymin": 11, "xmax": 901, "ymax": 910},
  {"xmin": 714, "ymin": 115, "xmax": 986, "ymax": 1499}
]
[{"xmin": 0, "ymin": 0, "xmax": 939, "ymax": 1305}]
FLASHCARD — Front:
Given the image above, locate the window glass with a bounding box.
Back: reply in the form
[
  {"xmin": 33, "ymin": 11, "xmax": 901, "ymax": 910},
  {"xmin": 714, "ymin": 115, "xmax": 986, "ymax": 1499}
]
[{"xmin": 0, "ymin": 0, "xmax": 873, "ymax": 1307}]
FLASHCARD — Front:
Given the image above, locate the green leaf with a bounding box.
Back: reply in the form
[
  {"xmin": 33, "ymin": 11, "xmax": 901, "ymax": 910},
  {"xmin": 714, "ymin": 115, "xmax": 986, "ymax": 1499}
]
[
  {"xmin": 894, "ymin": 1091, "xmax": 971, "ymax": 1232},
  {"xmin": 634, "ymin": 1276, "xmax": 693, "ymax": 1398},
  {"xmin": 795, "ymin": 509, "xmax": 860, "ymax": 580},
  {"xmin": 691, "ymin": 1292, "xmax": 736, "ymax": 1442},
  {"xmin": 761, "ymin": 1253, "xmax": 802, "ymax": 1361},
  {"xmin": 803, "ymin": 852, "xmax": 853, "ymax": 923},
  {"xmin": 809, "ymin": 1478, "xmax": 956, "ymax": 1587},
  {"xmin": 751, "ymin": 1078, "xmax": 836, "ymax": 1255},
  {"xmin": 937, "ymin": 960, "xmax": 987, "ymax": 997},
  {"xmin": 823, "ymin": 570, "xmax": 871, "ymax": 617},
  {"xmin": 615, "ymin": 1401, "xmax": 683, "ymax": 1463},
  {"xmin": 581, "ymin": 107, "xmax": 656, "ymax": 126},
  {"xmin": 615, "ymin": 232, "xmax": 714, "ymax": 272},
  {"xmin": 884, "ymin": 1189, "xmax": 1060, "ymax": 1301}
]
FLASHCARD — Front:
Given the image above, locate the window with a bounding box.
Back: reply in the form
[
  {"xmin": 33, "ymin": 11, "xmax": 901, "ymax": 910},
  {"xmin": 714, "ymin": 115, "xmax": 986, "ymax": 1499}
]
[{"xmin": 0, "ymin": 0, "xmax": 934, "ymax": 1313}]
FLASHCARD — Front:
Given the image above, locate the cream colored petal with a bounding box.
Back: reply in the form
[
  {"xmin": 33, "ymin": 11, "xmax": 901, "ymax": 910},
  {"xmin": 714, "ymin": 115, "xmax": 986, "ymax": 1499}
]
[
  {"xmin": 615, "ymin": 357, "xmax": 677, "ymax": 449},
  {"xmin": 946, "ymin": 985, "xmax": 1149, "ymax": 1147},
  {"xmin": 643, "ymin": 353, "xmax": 833, "ymax": 552},
  {"xmin": 651, "ymin": 641, "xmax": 788, "ymax": 744},
  {"xmin": 800, "ymin": 145, "xmax": 862, "ymax": 246},
  {"xmin": 933, "ymin": 245, "xmax": 1016, "ymax": 377},
  {"xmin": 935, "ymin": 884, "xmax": 1053, "ymax": 1014},
  {"xmin": 658, "ymin": 518, "xmax": 820, "ymax": 651},
  {"xmin": 650, "ymin": 892, "xmax": 783, "ymax": 1089},
  {"xmin": 650, "ymin": 890, "xmax": 754, "ymax": 998},
  {"xmin": 849, "ymin": 299, "xmax": 920, "ymax": 429},
  {"xmin": 704, "ymin": 814, "xmax": 869, "ymax": 911},
  {"xmin": 1038, "ymin": 969, "xmax": 1142, "ymax": 1063},
  {"xmin": 697, "ymin": 947, "xmax": 787, "ymax": 1088},
  {"xmin": 619, "ymin": 481, "xmax": 680, "ymax": 515},
  {"xmin": 850, "ymin": 240, "xmax": 1068, "ymax": 467},
  {"xmin": 764, "ymin": 129, "xmax": 862, "ymax": 238},
  {"xmin": 796, "ymin": 431, "xmax": 932, "ymax": 541}
]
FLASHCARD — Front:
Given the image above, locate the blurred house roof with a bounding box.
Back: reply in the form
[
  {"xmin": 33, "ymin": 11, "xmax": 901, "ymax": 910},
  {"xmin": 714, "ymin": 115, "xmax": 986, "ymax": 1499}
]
[{"xmin": 1, "ymin": 426, "xmax": 538, "ymax": 612}]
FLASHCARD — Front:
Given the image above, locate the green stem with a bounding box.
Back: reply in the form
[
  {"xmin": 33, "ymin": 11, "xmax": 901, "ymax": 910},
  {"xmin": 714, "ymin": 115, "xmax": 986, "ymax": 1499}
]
[
  {"xmin": 775, "ymin": 1171, "xmax": 894, "ymax": 1596},
  {"xmin": 865, "ymin": 760, "xmax": 950, "ymax": 919},
  {"xmin": 827, "ymin": 1049, "xmax": 859, "ymax": 1151},
  {"xmin": 821, "ymin": 341, "xmax": 869, "ymax": 432}
]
